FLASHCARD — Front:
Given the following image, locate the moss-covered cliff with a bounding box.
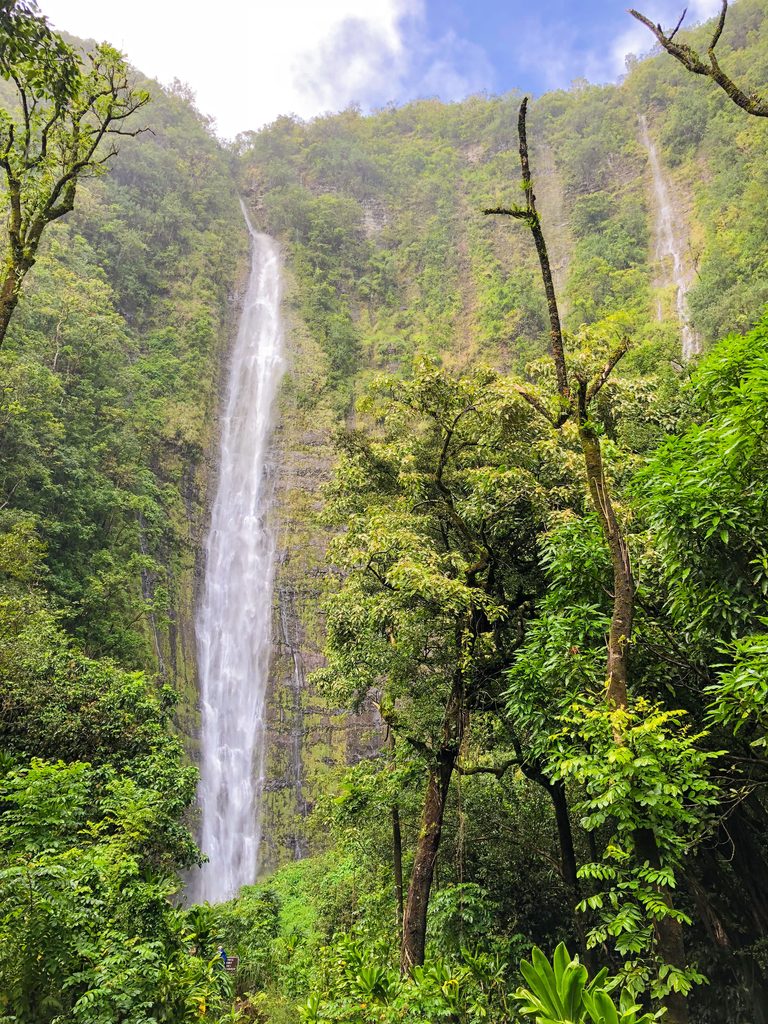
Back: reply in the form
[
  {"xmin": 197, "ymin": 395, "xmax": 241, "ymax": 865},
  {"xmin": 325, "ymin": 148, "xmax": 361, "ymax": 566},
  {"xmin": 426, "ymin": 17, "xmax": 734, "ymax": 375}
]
[
  {"xmin": 261, "ymin": 273, "xmax": 382, "ymax": 869},
  {"xmin": 6, "ymin": 0, "xmax": 768, "ymax": 879},
  {"xmin": 243, "ymin": 0, "xmax": 768, "ymax": 869}
]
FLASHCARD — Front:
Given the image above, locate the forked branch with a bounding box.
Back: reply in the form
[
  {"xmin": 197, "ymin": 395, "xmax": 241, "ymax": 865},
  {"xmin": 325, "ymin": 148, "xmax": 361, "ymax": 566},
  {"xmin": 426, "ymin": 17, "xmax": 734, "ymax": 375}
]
[{"xmin": 629, "ymin": 1, "xmax": 768, "ymax": 117}]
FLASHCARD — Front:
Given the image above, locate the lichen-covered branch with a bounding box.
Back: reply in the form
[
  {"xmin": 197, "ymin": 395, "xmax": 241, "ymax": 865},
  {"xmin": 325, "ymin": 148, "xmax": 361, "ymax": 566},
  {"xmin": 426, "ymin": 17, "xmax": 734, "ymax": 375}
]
[
  {"xmin": 629, "ymin": 2, "xmax": 768, "ymax": 117},
  {"xmin": 485, "ymin": 97, "xmax": 570, "ymax": 401}
]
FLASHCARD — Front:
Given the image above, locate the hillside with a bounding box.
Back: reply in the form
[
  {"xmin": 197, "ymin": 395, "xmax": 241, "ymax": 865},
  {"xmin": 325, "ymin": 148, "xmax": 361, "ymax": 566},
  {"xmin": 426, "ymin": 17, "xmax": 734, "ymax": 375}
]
[
  {"xmin": 1, "ymin": 0, "xmax": 768, "ymax": 1021},
  {"xmin": 254, "ymin": 0, "xmax": 768, "ymax": 864}
]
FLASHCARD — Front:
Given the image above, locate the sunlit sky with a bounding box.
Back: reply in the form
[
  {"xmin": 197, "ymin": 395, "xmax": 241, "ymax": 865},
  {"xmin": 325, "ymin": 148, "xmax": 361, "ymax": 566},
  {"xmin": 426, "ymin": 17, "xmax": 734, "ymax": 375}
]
[{"xmin": 41, "ymin": 0, "xmax": 724, "ymax": 139}]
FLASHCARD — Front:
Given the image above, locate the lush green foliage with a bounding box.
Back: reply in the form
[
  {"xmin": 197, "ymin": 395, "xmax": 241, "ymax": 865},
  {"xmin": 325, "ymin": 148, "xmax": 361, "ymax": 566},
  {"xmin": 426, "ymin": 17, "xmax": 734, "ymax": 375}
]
[
  {"xmin": 516, "ymin": 943, "xmax": 658, "ymax": 1024},
  {"xmin": 0, "ymin": 759, "xmax": 232, "ymax": 1023},
  {"xmin": 555, "ymin": 701, "xmax": 716, "ymax": 998},
  {"xmin": 0, "ymin": 11, "xmax": 244, "ymax": 1020},
  {"xmin": 3, "ymin": 1, "xmax": 768, "ymax": 1022}
]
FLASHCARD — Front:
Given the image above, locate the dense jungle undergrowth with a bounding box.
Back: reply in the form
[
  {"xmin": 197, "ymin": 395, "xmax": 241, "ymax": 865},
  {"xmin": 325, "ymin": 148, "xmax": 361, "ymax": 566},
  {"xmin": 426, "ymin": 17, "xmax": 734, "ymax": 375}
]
[{"xmin": 2, "ymin": 0, "xmax": 768, "ymax": 1021}]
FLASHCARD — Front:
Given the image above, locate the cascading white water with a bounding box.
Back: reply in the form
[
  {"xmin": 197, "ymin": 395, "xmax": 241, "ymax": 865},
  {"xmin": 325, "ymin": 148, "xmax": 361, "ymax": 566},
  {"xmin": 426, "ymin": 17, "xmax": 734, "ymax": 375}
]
[
  {"xmin": 639, "ymin": 115, "xmax": 700, "ymax": 359},
  {"xmin": 188, "ymin": 205, "xmax": 284, "ymax": 905}
]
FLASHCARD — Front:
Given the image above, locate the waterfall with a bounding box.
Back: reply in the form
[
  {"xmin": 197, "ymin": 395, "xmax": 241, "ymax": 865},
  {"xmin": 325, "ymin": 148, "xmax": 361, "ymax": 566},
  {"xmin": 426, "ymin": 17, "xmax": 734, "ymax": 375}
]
[
  {"xmin": 639, "ymin": 116, "xmax": 700, "ymax": 359},
  {"xmin": 187, "ymin": 204, "xmax": 284, "ymax": 905}
]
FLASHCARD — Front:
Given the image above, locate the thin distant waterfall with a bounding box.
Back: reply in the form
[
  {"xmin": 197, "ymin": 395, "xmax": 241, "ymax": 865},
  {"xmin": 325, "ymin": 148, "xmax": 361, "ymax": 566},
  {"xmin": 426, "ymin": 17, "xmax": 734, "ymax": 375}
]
[
  {"xmin": 639, "ymin": 115, "xmax": 700, "ymax": 359},
  {"xmin": 188, "ymin": 204, "xmax": 284, "ymax": 904}
]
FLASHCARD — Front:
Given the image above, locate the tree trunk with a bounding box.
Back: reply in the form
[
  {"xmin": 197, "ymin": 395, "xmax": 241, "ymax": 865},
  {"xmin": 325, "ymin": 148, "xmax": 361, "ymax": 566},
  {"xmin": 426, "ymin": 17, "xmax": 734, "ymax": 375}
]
[
  {"xmin": 549, "ymin": 778, "xmax": 579, "ymax": 894},
  {"xmin": 520, "ymin": 761, "xmax": 580, "ymax": 895},
  {"xmin": 546, "ymin": 775, "xmax": 598, "ymax": 971},
  {"xmin": 0, "ymin": 268, "xmax": 22, "ymax": 348},
  {"xmin": 386, "ymin": 730, "xmax": 405, "ymax": 940},
  {"xmin": 400, "ymin": 750, "xmax": 455, "ymax": 972},
  {"xmin": 723, "ymin": 805, "xmax": 768, "ymax": 935},
  {"xmin": 582, "ymin": 411, "xmax": 688, "ymax": 1024},
  {"xmin": 392, "ymin": 804, "xmax": 404, "ymax": 939},
  {"xmin": 577, "ymin": 409, "xmax": 632, "ymax": 711},
  {"xmin": 654, "ymin": 913, "xmax": 690, "ymax": 1024},
  {"xmin": 400, "ymin": 668, "xmax": 466, "ymax": 973}
]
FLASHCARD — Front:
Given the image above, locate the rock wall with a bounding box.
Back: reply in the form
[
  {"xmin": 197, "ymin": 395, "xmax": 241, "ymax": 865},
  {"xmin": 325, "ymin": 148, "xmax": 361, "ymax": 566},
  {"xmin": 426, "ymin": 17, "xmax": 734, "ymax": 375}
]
[
  {"xmin": 164, "ymin": 264, "xmax": 248, "ymax": 754},
  {"xmin": 259, "ymin": 274, "xmax": 382, "ymax": 872}
]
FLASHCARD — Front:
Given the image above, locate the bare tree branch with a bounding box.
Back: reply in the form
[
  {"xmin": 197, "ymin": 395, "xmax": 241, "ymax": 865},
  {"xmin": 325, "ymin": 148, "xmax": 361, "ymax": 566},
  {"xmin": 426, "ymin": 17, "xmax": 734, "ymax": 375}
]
[
  {"xmin": 668, "ymin": 7, "xmax": 688, "ymax": 42},
  {"xmin": 587, "ymin": 338, "xmax": 630, "ymax": 402},
  {"xmin": 629, "ymin": 2, "xmax": 768, "ymax": 117},
  {"xmin": 486, "ymin": 97, "xmax": 570, "ymax": 401}
]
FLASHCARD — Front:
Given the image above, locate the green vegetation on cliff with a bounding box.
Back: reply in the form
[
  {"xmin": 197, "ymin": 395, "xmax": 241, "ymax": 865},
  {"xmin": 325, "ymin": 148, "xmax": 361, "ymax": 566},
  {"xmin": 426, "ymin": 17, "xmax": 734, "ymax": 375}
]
[
  {"xmin": 0, "ymin": 2, "xmax": 245, "ymax": 1017},
  {"xmin": 225, "ymin": 4, "xmax": 768, "ymax": 1023},
  {"xmin": 2, "ymin": 0, "xmax": 768, "ymax": 1022}
]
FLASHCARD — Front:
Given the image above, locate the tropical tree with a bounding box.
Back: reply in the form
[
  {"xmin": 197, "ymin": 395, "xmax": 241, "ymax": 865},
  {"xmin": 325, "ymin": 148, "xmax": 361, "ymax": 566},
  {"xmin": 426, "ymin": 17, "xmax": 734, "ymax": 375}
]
[
  {"xmin": 0, "ymin": 0, "xmax": 149, "ymax": 344},
  {"xmin": 486, "ymin": 98, "xmax": 716, "ymax": 1022},
  {"xmin": 318, "ymin": 361, "xmax": 572, "ymax": 971}
]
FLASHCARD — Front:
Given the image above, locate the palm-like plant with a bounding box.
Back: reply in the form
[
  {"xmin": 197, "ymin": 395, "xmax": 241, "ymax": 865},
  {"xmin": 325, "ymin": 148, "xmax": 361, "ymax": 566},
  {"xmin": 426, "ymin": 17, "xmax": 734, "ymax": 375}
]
[{"xmin": 516, "ymin": 944, "xmax": 660, "ymax": 1024}]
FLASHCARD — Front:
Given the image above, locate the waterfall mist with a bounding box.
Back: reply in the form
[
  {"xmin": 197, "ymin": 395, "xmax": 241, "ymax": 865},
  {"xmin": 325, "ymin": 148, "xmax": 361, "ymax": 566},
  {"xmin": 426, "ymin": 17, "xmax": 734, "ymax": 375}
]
[{"xmin": 188, "ymin": 205, "xmax": 284, "ymax": 904}]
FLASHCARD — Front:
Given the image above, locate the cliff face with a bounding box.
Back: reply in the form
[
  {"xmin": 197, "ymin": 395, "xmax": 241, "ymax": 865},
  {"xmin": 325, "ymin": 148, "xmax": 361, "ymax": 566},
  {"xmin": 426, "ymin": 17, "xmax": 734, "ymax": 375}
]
[
  {"xmin": 260, "ymin": 283, "xmax": 382, "ymax": 870},
  {"xmin": 235, "ymin": 0, "xmax": 768, "ymax": 869},
  {"xmin": 162, "ymin": 268, "xmax": 246, "ymax": 752}
]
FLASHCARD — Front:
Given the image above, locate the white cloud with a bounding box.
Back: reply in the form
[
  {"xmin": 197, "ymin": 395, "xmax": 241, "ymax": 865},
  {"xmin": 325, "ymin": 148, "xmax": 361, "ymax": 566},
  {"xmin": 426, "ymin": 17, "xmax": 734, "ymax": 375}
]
[
  {"xmin": 401, "ymin": 29, "xmax": 494, "ymax": 102},
  {"xmin": 688, "ymin": 0, "xmax": 727, "ymax": 20},
  {"xmin": 608, "ymin": 0, "xmax": 727, "ymax": 80},
  {"xmin": 295, "ymin": 16, "xmax": 493, "ymax": 111},
  {"xmin": 508, "ymin": 18, "xmax": 582, "ymax": 91},
  {"xmin": 40, "ymin": 0, "xmax": 419, "ymax": 137},
  {"xmin": 38, "ymin": 0, "xmax": 727, "ymax": 134}
]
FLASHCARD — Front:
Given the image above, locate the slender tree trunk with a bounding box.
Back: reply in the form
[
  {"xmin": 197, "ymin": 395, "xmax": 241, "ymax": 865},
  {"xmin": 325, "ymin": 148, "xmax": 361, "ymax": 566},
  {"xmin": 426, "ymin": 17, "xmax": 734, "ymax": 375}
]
[
  {"xmin": 0, "ymin": 268, "xmax": 22, "ymax": 348},
  {"xmin": 581, "ymin": 410, "xmax": 688, "ymax": 1024},
  {"xmin": 520, "ymin": 761, "xmax": 580, "ymax": 894},
  {"xmin": 576, "ymin": 406, "xmax": 632, "ymax": 711},
  {"xmin": 549, "ymin": 778, "xmax": 579, "ymax": 894},
  {"xmin": 513, "ymin": 99, "xmax": 569, "ymax": 400},
  {"xmin": 400, "ymin": 750, "xmax": 455, "ymax": 972},
  {"xmin": 386, "ymin": 730, "xmax": 405, "ymax": 939},
  {"xmin": 723, "ymin": 806, "xmax": 768, "ymax": 935},
  {"xmin": 401, "ymin": 672, "xmax": 465, "ymax": 973},
  {"xmin": 544, "ymin": 774, "xmax": 596, "ymax": 971},
  {"xmin": 392, "ymin": 804, "xmax": 404, "ymax": 939}
]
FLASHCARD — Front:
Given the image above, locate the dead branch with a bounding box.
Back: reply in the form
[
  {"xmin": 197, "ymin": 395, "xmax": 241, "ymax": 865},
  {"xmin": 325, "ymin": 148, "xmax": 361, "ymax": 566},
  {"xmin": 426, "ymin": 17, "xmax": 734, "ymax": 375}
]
[
  {"xmin": 485, "ymin": 97, "xmax": 570, "ymax": 400},
  {"xmin": 629, "ymin": 2, "xmax": 768, "ymax": 117},
  {"xmin": 587, "ymin": 338, "xmax": 630, "ymax": 402}
]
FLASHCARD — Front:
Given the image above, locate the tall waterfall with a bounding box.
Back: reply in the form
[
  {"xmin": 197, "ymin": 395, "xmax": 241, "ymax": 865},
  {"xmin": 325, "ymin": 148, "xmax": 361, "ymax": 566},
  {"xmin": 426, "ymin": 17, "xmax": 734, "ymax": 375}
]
[
  {"xmin": 639, "ymin": 116, "xmax": 700, "ymax": 359},
  {"xmin": 188, "ymin": 205, "xmax": 284, "ymax": 905}
]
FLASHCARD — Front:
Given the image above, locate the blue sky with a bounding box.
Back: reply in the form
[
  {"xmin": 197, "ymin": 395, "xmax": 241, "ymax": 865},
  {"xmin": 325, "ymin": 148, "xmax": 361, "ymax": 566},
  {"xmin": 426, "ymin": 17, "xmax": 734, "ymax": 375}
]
[
  {"xmin": 42, "ymin": 0, "xmax": 724, "ymax": 137},
  {"xmin": 414, "ymin": 0, "xmax": 723, "ymax": 97}
]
